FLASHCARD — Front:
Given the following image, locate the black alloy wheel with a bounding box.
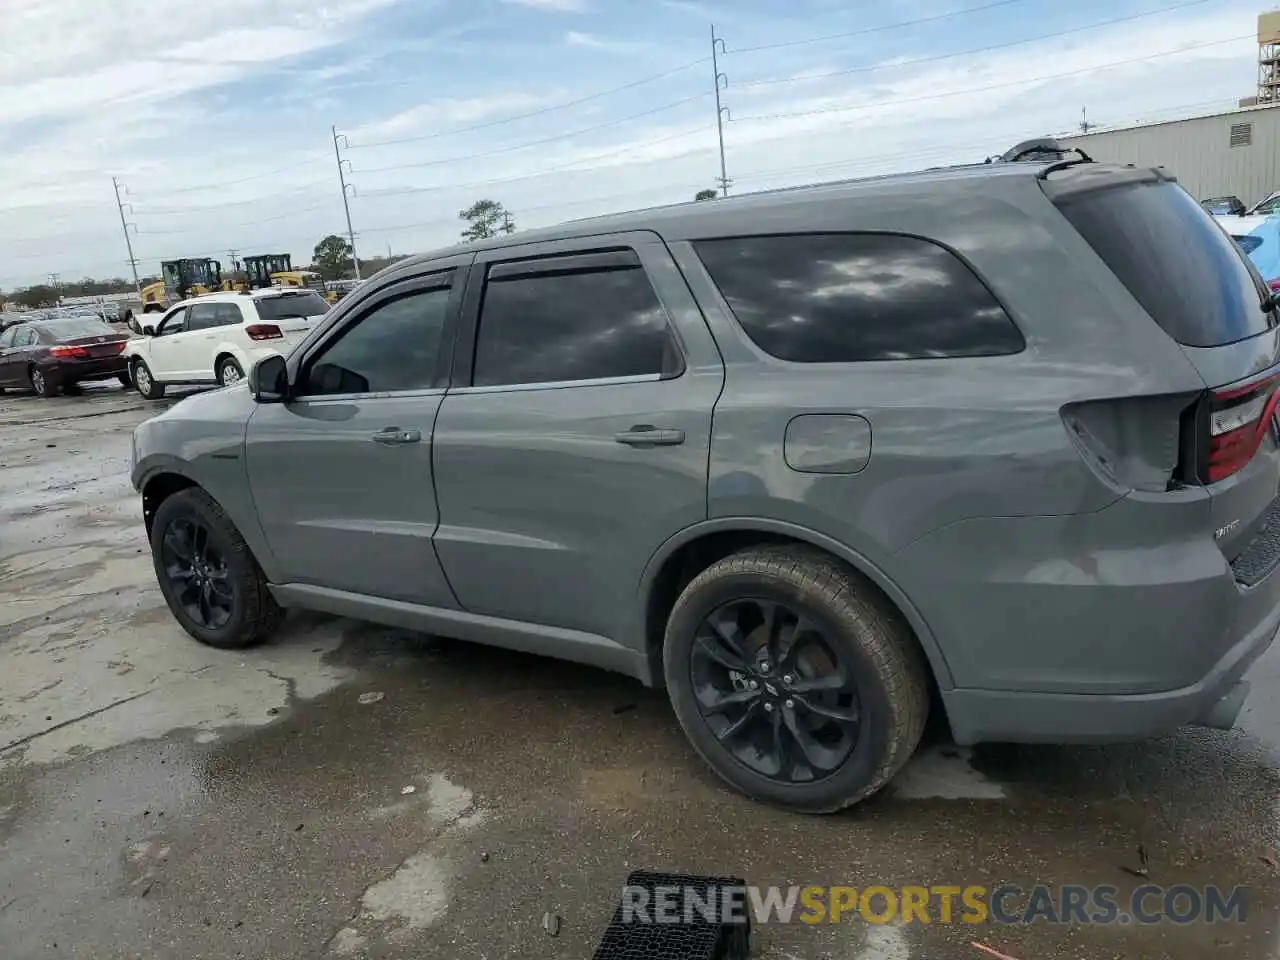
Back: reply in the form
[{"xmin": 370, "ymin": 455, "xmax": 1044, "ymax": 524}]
[
  {"xmin": 159, "ymin": 516, "xmax": 235, "ymax": 630},
  {"xmin": 691, "ymin": 597, "xmax": 861, "ymax": 784}
]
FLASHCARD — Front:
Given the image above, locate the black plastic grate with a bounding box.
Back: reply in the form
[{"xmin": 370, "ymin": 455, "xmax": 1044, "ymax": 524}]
[
  {"xmin": 592, "ymin": 871, "xmax": 751, "ymax": 960},
  {"xmin": 1231, "ymin": 496, "xmax": 1280, "ymax": 587}
]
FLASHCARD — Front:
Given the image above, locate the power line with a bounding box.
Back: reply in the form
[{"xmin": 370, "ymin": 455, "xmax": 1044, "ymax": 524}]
[
  {"xmin": 353, "ymin": 94, "xmax": 712, "ymax": 175},
  {"xmin": 357, "ymin": 125, "xmax": 716, "ymax": 199},
  {"xmin": 346, "ymin": 56, "xmax": 710, "ymax": 149},
  {"xmin": 732, "ymin": 34, "xmax": 1254, "ymax": 123},
  {"xmin": 736, "ymin": 0, "xmax": 1210, "ymax": 88},
  {"xmin": 155, "ymin": 153, "xmax": 332, "ymax": 195},
  {"xmin": 730, "ymin": 0, "xmax": 1030, "ymax": 54},
  {"xmin": 128, "ymin": 181, "xmax": 334, "ymax": 216}
]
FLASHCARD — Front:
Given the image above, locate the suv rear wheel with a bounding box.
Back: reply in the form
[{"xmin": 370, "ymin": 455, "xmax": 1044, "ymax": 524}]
[
  {"xmin": 149, "ymin": 487, "xmax": 283, "ymax": 649},
  {"xmin": 663, "ymin": 546, "xmax": 928, "ymax": 813}
]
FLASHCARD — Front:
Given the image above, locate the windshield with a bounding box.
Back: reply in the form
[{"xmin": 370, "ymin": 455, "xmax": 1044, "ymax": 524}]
[
  {"xmin": 1252, "ymin": 193, "xmax": 1280, "ymax": 215},
  {"xmin": 1055, "ymin": 180, "xmax": 1272, "ymax": 347},
  {"xmin": 255, "ymin": 291, "xmax": 329, "ymax": 320},
  {"xmin": 39, "ymin": 318, "xmax": 115, "ymax": 339}
]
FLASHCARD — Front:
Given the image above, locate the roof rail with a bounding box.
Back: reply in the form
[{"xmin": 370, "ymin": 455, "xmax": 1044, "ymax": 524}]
[{"xmin": 998, "ymin": 138, "xmax": 1093, "ymax": 164}]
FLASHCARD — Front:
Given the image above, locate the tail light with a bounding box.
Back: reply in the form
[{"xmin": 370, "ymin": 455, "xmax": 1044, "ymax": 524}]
[
  {"xmin": 245, "ymin": 323, "xmax": 282, "ymax": 341},
  {"xmin": 49, "ymin": 345, "xmax": 89, "ymax": 358},
  {"xmin": 1200, "ymin": 374, "xmax": 1280, "ymax": 482}
]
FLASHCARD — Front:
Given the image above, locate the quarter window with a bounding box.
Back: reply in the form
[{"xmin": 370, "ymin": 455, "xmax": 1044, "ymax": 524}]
[
  {"xmin": 214, "ymin": 303, "xmax": 243, "ymax": 327},
  {"xmin": 473, "ymin": 260, "xmax": 681, "ymax": 387},
  {"xmin": 10, "ymin": 327, "xmax": 33, "ymax": 347},
  {"xmin": 298, "ymin": 281, "xmax": 452, "ymax": 396},
  {"xmin": 693, "ymin": 233, "xmax": 1025, "ymax": 362}
]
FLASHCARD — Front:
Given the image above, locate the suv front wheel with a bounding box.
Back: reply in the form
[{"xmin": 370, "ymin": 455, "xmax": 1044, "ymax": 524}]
[
  {"xmin": 149, "ymin": 487, "xmax": 283, "ymax": 649},
  {"xmin": 132, "ymin": 359, "xmax": 165, "ymax": 400},
  {"xmin": 663, "ymin": 546, "xmax": 929, "ymax": 813}
]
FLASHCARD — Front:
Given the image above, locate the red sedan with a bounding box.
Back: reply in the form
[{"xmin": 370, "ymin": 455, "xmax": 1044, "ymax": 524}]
[{"xmin": 0, "ymin": 317, "xmax": 131, "ymax": 397}]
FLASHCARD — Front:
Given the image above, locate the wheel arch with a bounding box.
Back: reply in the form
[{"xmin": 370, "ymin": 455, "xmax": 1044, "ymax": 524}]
[
  {"xmin": 213, "ymin": 350, "xmax": 243, "ymax": 380},
  {"xmin": 140, "ymin": 469, "xmax": 200, "ymax": 536},
  {"xmin": 637, "ymin": 518, "xmax": 955, "ymax": 695}
]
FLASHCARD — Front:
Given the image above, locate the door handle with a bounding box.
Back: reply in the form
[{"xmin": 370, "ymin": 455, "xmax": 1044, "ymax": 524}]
[
  {"xmin": 371, "ymin": 427, "xmax": 422, "ymax": 445},
  {"xmin": 614, "ymin": 424, "xmax": 685, "ymax": 447}
]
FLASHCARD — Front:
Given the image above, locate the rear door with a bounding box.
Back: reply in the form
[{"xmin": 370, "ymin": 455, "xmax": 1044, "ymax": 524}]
[
  {"xmin": 430, "ymin": 232, "xmax": 723, "ymax": 643},
  {"xmin": 182, "ymin": 303, "xmax": 222, "ymax": 378},
  {"xmin": 244, "ymin": 259, "xmax": 468, "ymax": 606}
]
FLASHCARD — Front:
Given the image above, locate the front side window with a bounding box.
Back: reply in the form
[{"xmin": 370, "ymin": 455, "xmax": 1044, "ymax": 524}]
[
  {"xmin": 473, "ymin": 261, "xmax": 680, "ymax": 387},
  {"xmin": 298, "ymin": 282, "xmax": 452, "ymax": 396},
  {"xmin": 693, "ymin": 233, "xmax": 1025, "ymax": 362},
  {"xmin": 158, "ymin": 308, "xmax": 187, "ymax": 335}
]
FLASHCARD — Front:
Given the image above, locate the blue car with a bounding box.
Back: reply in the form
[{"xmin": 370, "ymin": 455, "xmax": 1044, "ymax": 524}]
[{"xmin": 1223, "ymin": 214, "xmax": 1280, "ymax": 290}]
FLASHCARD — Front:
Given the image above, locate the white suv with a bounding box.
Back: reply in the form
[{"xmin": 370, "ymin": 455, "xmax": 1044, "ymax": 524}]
[{"xmin": 125, "ymin": 289, "xmax": 329, "ymax": 399}]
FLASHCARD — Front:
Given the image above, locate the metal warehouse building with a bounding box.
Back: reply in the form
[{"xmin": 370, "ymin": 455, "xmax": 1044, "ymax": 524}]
[{"xmin": 1057, "ymin": 103, "xmax": 1280, "ymax": 207}]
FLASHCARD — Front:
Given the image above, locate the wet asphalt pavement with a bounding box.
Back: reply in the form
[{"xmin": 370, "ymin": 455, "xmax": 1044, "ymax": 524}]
[{"xmin": 0, "ymin": 384, "xmax": 1277, "ymax": 960}]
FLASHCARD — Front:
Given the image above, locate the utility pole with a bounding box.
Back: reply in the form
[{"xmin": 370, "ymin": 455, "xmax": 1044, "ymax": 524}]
[
  {"xmin": 501, "ymin": 211, "xmax": 514, "ymax": 235},
  {"xmin": 332, "ymin": 125, "xmax": 362, "ymax": 280},
  {"xmin": 226, "ymin": 249, "xmax": 241, "ymax": 273},
  {"xmin": 1080, "ymin": 106, "xmax": 1092, "ymax": 134},
  {"xmin": 711, "ymin": 24, "xmax": 732, "ymax": 197},
  {"xmin": 112, "ymin": 176, "xmax": 142, "ymax": 299}
]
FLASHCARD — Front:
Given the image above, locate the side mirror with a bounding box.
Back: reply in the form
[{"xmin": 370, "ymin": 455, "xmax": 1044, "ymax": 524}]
[{"xmin": 250, "ymin": 354, "xmax": 289, "ymax": 403}]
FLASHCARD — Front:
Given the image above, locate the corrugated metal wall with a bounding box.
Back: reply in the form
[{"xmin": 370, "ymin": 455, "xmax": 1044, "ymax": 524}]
[{"xmin": 1058, "ymin": 106, "xmax": 1280, "ymax": 206}]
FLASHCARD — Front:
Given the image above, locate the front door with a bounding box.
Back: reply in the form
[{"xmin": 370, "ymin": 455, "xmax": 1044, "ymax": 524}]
[
  {"xmin": 431, "ymin": 234, "xmax": 724, "ymax": 642},
  {"xmin": 244, "ymin": 260, "xmax": 468, "ymax": 606},
  {"xmin": 145, "ymin": 306, "xmax": 193, "ymax": 380}
]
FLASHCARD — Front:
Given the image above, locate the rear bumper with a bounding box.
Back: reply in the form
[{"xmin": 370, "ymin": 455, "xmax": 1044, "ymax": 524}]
[
  {"xmin": 41, "ymin": 357, "xmax": 128, "ymax": 384},
  {"xmin": 943, "ymin": 608, "xmax": 1277, "ymax": 744},
  {"xmin": 893, "ymin": 490, "xmax": 1280, "ymax": 744}
]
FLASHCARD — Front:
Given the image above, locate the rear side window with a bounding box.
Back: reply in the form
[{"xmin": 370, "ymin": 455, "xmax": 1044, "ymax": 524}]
[
  {"xmin": 692, "ymin": 233, "xmax": 1024, "ymax": 362},
  {"xmin": 473, "ymin": 262, "xmax": 681, "ymax": 387},
  {"xmin": 1054, "ymin": 181, "xmax": 1270, "ymax": 347}
]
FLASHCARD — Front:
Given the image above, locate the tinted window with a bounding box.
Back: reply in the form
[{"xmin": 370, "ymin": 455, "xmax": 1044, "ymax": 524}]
[
  {"xmin": 1056, "ymin": 181, "xmax": 1270, "ymax": 347},
  {"xmin": 214, "ymin": 303, "xmax": 243, "ymax": 327},
  {"xmin": 300, "ymin": 284, "xmax": 450, "ymax": 396},
  {"xmin": 256, "ymin": 291, "xmax": 329, "ymax": 321},
  {"xmin": 1235, "ymin": 235, "xmax": 1264, "ymax": 255},
  {"xmin": 11, "ymin": 327, "xmax": 35, "ymax": 347},
  {"xmin": 693, "ymin": 233, "xmax": 1024, "ymax": 362},
  {"xmin": 187, "ymin": 303, "xmax": 220, "ymax": 331},
  {"xmin": 473, "ymin": 264, "xmax": 680, "ymax": 386},
  {"xmin": 38, "ymin": 318, "xmax": 114, "ymax": 339}
]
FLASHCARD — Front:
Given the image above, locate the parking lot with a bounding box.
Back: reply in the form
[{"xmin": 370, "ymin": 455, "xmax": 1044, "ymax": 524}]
[{"xmin": 0, "ymin": 383, "xmax": 1277, "ymax": 960}]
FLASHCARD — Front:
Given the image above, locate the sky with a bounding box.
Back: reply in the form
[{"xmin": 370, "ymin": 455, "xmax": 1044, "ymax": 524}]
[{"xmin": 0, "ymin": 0, "xmax": 1266, "ymax": 288}]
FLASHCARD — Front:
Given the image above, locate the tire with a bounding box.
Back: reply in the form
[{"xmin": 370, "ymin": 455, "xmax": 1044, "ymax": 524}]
[
  {"xmin": 132, "ymin": 359, "xmax": 165, "ymax": 399},
  {"xmin": 216, "ymin": 356, "xmax": 244, "ymax": 387},
  {"xmin": 149, "ymin": 487, "xmax": 283, "ymax": 649},
  {"xmin": 662, "ymin": 546, "xmax": 929, "ymax": 813},
  {"xmin": 29, "ymin": 366, "xmax": 53, "ymax": 397}
]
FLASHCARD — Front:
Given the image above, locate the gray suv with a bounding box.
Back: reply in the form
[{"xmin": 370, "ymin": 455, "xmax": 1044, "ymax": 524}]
[{"xmin": 132, "ymin": 153, "xmax": 1280, "ymax": 812}]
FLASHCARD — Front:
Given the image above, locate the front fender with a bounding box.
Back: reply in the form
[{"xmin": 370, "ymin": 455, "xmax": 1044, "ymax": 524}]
[
  {"xmin": 131, "ymin": 419, "xmax": 280, "ymax": 581},
  {"xmin": 636, "ymin": 516, "xmax": 955, "ymax": 691}
]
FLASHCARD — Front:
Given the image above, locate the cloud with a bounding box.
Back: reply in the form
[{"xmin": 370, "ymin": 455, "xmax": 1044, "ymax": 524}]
[
  {"xmin": 501, "ymin": 0, "xmax": 586, "ymax": 10},
  {"xmin": 0, "ymin": 0, "xmax": 1265, "ymax": 286}
]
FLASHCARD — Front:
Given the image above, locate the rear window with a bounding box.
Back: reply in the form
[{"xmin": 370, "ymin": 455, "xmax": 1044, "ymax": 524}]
[
  {"xmin": 255, "ymin": 291, "xmax": 329, "ymax": 321},
  {"xmin": 1055, "ymin": 181, "xmax": 1270, "ymax": 347},
  {"xmin": 38, "ymin": 318, "xmax": 114, "ymax": 339}
]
